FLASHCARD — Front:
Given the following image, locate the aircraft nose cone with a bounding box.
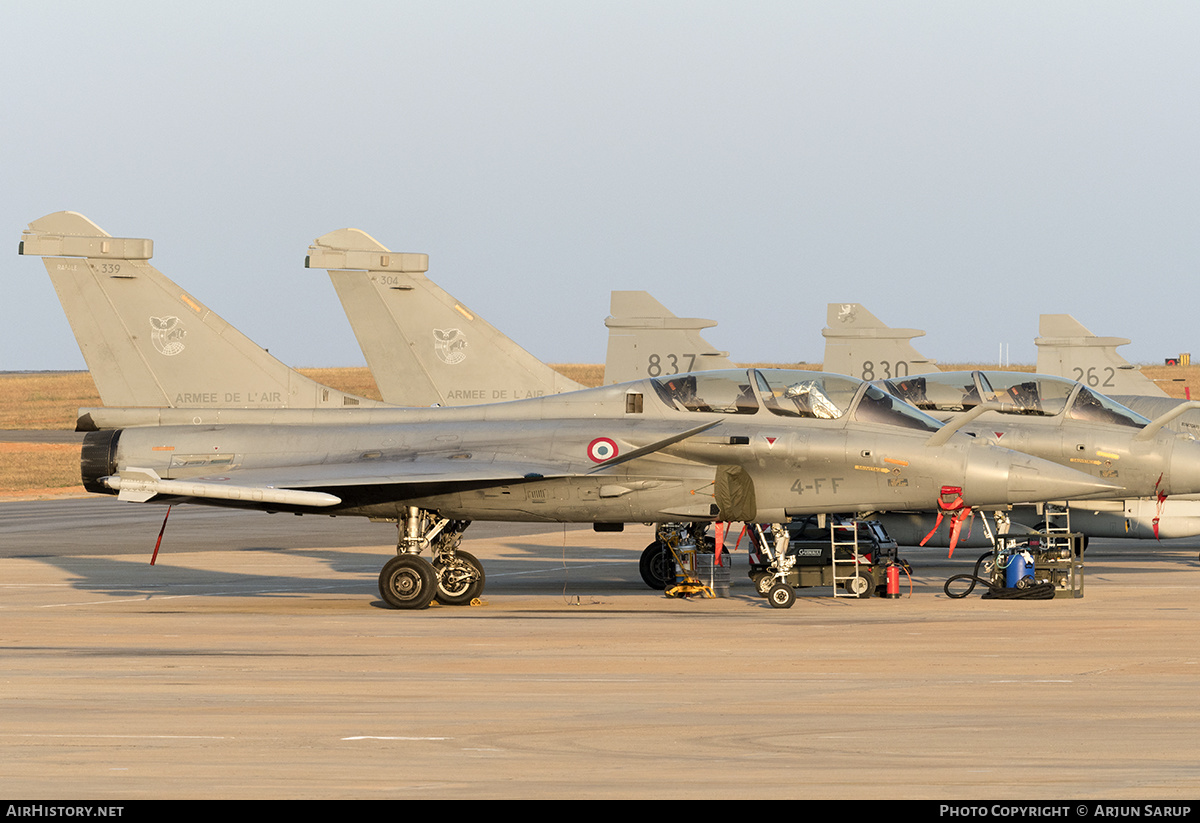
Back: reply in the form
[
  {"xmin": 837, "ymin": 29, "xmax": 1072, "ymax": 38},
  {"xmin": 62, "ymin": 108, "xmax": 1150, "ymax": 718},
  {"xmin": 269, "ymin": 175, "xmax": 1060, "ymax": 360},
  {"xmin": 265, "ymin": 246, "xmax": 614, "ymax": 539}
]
[
  {"xmin": 958, "ymin": 448, "xmax": 1122, "ymax": 507},
  {"xmin": 1005, "ymin": 454, "xmax": 1123, "ymax": 503},
  {"xmin": 1166, "ymin": 437, "xmax": 1200, "ymax": 496}
]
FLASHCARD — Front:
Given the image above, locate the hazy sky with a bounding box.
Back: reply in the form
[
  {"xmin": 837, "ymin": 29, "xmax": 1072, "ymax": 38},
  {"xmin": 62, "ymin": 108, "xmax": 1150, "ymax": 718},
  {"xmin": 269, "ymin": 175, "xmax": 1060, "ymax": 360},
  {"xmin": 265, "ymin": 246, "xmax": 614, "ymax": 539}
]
[{"xmin": 4, "ymin": 1, "xmax": 1199, "ymax": 372}]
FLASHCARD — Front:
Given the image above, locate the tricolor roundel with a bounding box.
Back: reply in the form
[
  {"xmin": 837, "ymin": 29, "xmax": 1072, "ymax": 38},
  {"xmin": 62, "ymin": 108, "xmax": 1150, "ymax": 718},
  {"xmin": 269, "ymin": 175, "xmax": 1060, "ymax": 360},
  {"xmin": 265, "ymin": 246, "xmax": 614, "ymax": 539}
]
[{"xmin": 587, "ymin": 437, "xmax": 619, "ymax": 463}]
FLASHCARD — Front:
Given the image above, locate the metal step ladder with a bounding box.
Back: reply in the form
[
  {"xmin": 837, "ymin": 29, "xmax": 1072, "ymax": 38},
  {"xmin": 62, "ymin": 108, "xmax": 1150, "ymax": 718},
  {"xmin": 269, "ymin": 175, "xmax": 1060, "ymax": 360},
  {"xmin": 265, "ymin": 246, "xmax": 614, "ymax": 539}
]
[
  {"xmin": 1041, "ymin": 502, "xmax": 1073, "ymax": 554},
  {"xmin": 831, "ymin": 517, "xmax": 864, "ymax": 598}
]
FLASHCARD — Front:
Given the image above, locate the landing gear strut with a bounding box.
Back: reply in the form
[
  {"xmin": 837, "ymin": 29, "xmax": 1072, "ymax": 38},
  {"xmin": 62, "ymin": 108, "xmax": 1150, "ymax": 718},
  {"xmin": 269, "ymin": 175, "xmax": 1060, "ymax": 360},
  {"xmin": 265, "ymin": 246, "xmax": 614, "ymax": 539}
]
[{"xmin": 377, "ymin": 508, "xmax": 480, "ymax": 609}]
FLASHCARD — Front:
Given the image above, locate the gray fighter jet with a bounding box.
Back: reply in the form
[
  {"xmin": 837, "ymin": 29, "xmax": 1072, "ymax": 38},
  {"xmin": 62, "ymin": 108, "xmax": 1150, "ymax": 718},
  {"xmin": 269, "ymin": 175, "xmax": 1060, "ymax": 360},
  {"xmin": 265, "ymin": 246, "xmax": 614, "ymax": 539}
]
[
  {"xmin": 878, "ymin": 370, "xmax": 1200, "ymax": 539},
  {"xmin": 81, "ymin": 368, "xmax": 1118, "ymax": 608},
  {"xmin": 594, "ymin": 298, "xmax": 1200, "ymax": 515},
  {"xmin": 553, "ymin": 295, "xmax": 1200, "ymax": 547},
  {"xmin": 818, "ymin": 305, "xmax": 1200, "ymax": 543},
  {"xmin": 20, "ymin": 213, "xmax": 1117, "ymax": 609}
]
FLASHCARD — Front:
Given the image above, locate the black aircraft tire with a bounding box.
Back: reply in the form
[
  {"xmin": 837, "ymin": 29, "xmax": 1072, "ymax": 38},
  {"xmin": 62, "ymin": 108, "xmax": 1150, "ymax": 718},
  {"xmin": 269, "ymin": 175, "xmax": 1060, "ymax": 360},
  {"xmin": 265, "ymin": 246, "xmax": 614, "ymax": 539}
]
[
  {"xmin": 639, "ymin": 541, "xmax": 672, "ymax": 590},
  {"xmin": 768, "ymin": 583, "xmax": 796, "ymax": 609},
  {"xmin": 434, "ymin": 550, "xmax": 486, "ymax": 605},
  {"xmin": 379, "ymin": 555, "xmax": 437, "ymax": 610}
]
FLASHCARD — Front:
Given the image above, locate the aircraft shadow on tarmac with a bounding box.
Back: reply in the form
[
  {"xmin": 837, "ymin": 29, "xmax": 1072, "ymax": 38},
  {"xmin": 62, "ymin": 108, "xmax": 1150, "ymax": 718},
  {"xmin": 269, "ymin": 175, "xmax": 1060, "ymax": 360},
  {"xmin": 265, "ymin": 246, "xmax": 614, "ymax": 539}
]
[{"xmin": 13, "ymin": 502, "xmax": 1200, "ymax": 607}]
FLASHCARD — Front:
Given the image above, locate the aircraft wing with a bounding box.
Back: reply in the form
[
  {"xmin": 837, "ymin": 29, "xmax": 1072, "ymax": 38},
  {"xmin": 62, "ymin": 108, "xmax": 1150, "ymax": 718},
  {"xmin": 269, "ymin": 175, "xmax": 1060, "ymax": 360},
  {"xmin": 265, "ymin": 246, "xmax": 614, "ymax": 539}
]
[{"xmin": 100, "ymin": 422, "xmax": 722, "ymax": 507}]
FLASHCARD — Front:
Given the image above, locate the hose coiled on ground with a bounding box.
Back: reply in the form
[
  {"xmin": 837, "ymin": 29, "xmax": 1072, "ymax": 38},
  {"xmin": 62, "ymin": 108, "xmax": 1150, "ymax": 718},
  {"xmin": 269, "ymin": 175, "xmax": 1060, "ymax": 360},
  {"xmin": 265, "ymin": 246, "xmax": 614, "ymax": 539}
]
[{"xmin": 944, "ymin": 550, "xmax": 1055, "ymax": 600}]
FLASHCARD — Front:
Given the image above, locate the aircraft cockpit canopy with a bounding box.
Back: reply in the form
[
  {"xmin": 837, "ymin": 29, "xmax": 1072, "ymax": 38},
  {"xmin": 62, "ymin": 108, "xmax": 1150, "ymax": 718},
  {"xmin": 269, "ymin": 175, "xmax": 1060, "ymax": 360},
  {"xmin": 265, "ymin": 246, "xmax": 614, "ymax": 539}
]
[
  {"xmin": 882, "ymin": 373, "xmax": 983, "ymax": 413},
  {"xmin": 651, "ymin": 369, "xmax": 943, "ymax": 432},
  {"xmin": 882, "ymin": 371, "xmax": 1150, "ymax": 427},
  {"xmin": 651, "ymin": 371, "xmax": 759, "ymax": 415},
  {"xmin": 851, "ymin": 384, "xmax": 942, "ymax": 432},
  {"xmin": 1065, "ymin": 386, "xmax": 1150, "ymax": 428},
  {"xmin": 753, "ymin": 371, "xmax": 860, "ymax": 419},
  {"xmin": 976, "ymin": 372, "xmax": 1076, "ymax": 416}
]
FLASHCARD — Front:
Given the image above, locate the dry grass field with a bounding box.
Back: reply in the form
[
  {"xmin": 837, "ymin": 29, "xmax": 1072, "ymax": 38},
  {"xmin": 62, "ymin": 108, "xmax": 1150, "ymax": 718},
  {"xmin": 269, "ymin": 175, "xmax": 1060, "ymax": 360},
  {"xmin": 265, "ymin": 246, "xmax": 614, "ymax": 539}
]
[{"xmin": 3, "ymin": 362, "xmax": 1198, "ymax": 497}]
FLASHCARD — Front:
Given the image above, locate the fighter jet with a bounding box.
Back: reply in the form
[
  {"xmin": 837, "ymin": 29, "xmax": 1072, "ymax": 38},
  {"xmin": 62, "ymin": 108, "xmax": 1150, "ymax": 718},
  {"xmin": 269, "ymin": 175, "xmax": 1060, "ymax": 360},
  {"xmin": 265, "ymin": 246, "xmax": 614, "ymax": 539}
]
[
  {"xmin": 592, "ymin": 298, "xmax": 1200, "ymax": 518},
  {"xmin": 581, "ymin": 295, "xmax": 1200, "ymax": 546},
  {"xmin": 20, "ymin": 213, "xmax": 1118, "ymax": 608},
  {"xmin": 818, "ymin": 305, "xmax": 1200, "ymax": 543},
  {"xmin": 81, "ymin": 367, "xmax": 1118, "ymax": 608}
]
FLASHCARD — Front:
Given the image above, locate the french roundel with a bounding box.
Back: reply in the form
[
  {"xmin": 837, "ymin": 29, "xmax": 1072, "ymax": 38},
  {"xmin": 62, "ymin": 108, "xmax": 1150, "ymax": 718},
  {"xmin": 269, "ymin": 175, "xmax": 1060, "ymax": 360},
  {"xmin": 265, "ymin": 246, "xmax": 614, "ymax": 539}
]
[{"xmin": 587, "ymin": 437, "xmax": 619, "ymax": 463}]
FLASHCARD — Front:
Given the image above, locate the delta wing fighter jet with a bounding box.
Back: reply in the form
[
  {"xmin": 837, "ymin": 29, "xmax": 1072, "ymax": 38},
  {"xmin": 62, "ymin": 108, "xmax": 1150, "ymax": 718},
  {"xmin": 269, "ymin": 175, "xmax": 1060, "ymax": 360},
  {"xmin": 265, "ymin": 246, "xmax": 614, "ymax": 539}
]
[
  {"xmin": 883, "ymin": 370, "xmax": 1200, "ymax": 502},
  {"xmin": 18, "ymin": 212, "xmax": 383, "ymax": 421},
  {"xmin": 19, "ymin": 214, "xmax": 1117, "ymax": 609},
  {"xmin": 81, "ymin": 368, "xmax": 1117, "ymax": 609},
  {"xmin": 591, "ymin": 298, "xmax": 1200, "ymax": 534},
  {"xmin": 818, "ymin": 305, "xmax": 1200, "ymax": 543}
]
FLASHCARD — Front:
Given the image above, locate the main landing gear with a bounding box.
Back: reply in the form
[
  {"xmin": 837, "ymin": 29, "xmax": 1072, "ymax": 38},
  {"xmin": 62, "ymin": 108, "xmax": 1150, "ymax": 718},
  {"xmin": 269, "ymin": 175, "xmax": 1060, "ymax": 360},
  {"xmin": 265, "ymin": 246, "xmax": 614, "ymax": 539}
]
[
  {"xmin": 639, "ymin": 523, "xmax": 713, "ymax": 590},
  {"xmin": 378, "ymin": 508, "xmax": 483, "ymax": 610}
]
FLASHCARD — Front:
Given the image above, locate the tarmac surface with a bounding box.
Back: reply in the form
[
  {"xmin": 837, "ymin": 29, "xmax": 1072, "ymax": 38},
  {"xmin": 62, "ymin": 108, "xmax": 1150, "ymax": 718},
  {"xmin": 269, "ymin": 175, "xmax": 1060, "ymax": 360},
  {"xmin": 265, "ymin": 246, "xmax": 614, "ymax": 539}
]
[{"xmin": 3, "ymin": 497, "xmax": 1200, "ymax": 799}]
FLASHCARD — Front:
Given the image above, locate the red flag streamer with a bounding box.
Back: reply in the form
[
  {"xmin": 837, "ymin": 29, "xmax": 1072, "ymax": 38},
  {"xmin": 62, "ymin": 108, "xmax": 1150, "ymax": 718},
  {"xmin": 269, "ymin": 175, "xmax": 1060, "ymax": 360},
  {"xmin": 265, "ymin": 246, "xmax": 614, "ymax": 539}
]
[
  {"xmin": 1152, "ymin": 474, "xmax": 1166, "ymax": 541},
  {"xmin": 919, "ymin": 486, "xmax": 971, "ymax": 557},
  {"xmin": 150, "ymin": 505, "xmax": 172, "ymax": 566}
]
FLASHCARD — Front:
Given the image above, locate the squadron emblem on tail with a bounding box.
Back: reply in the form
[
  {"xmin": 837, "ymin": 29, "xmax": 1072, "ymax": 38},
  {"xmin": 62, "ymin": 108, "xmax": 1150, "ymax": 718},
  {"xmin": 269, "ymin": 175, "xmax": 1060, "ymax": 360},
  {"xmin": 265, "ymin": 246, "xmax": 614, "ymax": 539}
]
[
  {"xmin": 433, "ymin": 328, "xmax": 467, "ymax": 365},
  {"xmin": 150, "ymin": 316, "xmax": 186, "ymax": 356}
]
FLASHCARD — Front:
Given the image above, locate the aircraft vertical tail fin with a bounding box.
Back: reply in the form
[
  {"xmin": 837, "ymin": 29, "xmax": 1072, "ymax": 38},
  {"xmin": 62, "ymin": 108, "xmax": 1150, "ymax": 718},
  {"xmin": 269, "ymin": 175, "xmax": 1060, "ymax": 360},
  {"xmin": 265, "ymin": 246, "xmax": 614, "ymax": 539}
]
[
  {"xmin": 19, "ymin": 211, "xmax": 380, "ymax": 409},
  {"xmin": 821, "ymin": 303, "xmax": 937, "ymax": 380},
  {"xmin": 1035, "ymin": 314, "xmax": 1168, "ymax": 397},
  {"xmin": 602, "ymin": 291, "xmax": 734, "ymax": 384},
  {"xmin": 306, "ymin": 229, "xmax": 583, "ymax": 406}
]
